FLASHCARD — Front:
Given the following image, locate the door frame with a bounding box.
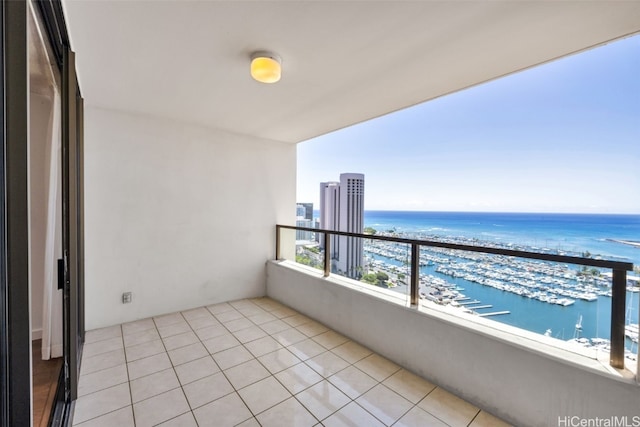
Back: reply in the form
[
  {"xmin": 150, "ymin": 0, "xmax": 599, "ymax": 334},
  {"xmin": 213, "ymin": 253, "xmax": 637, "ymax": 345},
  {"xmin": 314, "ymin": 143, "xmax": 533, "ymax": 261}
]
[
  {"xmin": 1, "ymin": 1, "xmax": 31, "ymax": 425},
  {"xmin": 1, "ymin": 1, "xmax": 83, "ymax": 425},
  {"xmin": 62, "ymin": 46, "xmax": 81, "ymax": 403}
]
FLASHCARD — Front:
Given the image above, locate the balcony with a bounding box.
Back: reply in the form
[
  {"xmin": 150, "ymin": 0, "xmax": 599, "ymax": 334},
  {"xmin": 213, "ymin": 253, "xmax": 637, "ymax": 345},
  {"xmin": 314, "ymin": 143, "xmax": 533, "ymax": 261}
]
[
  {"xmin": 55, "ymin": 3, "xmax": 639, "ymax": 427},
  {"xmin": 5, "ymin": 2, "xmax": 640, "ymax": 427},
  {"xmin": 74, "ymin": 297, "xmax": 508, "ymax": 426},
  {"xmin": 268, "ymin": 225, "xmax": 639, "ymax": 426},
  {"xmin": 71, "ymin": 225, "xmax": 639, "ymax": 427}
]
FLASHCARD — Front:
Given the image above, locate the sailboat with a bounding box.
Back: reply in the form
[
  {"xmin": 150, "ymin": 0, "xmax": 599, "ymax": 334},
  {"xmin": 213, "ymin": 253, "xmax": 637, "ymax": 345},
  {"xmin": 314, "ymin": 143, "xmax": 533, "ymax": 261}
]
[
  {"xmin": 625, "ymin": 293, "xmax": 638, "ymax": 353},
  {"xmin": 572, "ymin": 315, "xmax": 583, "ymax": 340}
]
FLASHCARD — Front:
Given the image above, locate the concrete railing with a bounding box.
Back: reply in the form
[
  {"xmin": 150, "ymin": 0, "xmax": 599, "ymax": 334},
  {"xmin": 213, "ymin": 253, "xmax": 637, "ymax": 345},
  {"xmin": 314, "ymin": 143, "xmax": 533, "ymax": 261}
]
[
  {"xmin": 276, "ymin": 224, "xmax": 634, "ymax": 369},
  {"xmin": 266, "ymin": 259, "xmax": 640, "ymax": 427}
]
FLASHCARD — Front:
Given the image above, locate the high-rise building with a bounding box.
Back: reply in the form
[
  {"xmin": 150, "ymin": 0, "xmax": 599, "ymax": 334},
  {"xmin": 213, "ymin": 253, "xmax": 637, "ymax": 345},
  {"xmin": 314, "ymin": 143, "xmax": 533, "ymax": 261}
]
[
  {"xmin": 319, "ymin": 182, "xmax": 340, "ymax": 260},
  {"xmin": 296, "ymin": 204, "xmax": 314, "ymax": 241},
  {"xmin": 295, "ymin": 219, "xmax": 314, "ymax": 241},
  {"xmin": 319, "ymin": 173, "xmax": 365, "ymax": 278},
  {"xmin": 300, "ymin": 203, "xmax": 314, "ymax": 221}
]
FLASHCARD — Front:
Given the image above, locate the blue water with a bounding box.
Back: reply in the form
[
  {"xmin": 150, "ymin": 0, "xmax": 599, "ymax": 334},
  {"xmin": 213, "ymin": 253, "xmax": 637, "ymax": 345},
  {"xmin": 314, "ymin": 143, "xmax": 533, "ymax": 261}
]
[
  {"xmin": 364, "ymin": 211, "xmax": 640, "ymax": 265},
  {"xmin": 358, "ymin": 211, "xmax": 640, "ymax": 346}
]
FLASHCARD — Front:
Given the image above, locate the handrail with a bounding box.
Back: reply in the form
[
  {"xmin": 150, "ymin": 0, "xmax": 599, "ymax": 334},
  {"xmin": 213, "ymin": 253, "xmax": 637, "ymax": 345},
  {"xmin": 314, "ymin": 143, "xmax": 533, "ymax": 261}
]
[
  {"xmin": 276, "ymin": 224, "xmax": 634, "ymax": 369},
  {"xmin": 278, "ymin": 225, "xmax": 634, "ymax": 270}
]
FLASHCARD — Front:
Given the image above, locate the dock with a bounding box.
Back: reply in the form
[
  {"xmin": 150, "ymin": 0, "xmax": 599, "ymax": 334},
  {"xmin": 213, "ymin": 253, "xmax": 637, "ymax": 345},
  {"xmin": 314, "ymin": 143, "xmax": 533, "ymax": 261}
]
[
  {"xmin": 469, "ymin": 304, "xmax": 493, "ymax": 309},
  {"xmin": 459, "ymin": 300, "xmax": 481, "ymax": 306},
  {"xmin": 478, "ymin": 310, "xmax": 510, "ymax": 317}
]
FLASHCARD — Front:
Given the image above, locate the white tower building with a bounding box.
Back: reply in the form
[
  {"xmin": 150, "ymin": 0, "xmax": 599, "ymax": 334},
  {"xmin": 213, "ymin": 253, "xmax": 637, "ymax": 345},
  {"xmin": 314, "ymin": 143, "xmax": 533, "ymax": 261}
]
[
  {"xmin": 337, "ymin": 173, "xmax": 364, "ymax": 278},
  {"xmin": 319, "ymin": 173, "xmax": 364, "ymax": 278},
  {"xmin": 319, "ymin": 181, "xmax": 340, "ymax": 260}
]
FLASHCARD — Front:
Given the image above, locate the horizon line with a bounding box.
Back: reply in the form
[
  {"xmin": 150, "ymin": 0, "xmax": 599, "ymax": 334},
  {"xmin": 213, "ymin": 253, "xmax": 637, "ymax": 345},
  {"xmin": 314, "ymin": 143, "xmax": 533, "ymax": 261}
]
[{"xmin": 300, "ymin": 208, "xmax": 640, "ymax": 216}]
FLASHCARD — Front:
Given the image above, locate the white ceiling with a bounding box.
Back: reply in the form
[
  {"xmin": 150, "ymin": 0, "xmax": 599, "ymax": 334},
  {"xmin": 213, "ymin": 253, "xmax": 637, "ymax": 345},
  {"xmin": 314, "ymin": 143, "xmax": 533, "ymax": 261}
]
[{"xmin": 62, "ymin": 1, "xmax": 640, "ymax": 144}]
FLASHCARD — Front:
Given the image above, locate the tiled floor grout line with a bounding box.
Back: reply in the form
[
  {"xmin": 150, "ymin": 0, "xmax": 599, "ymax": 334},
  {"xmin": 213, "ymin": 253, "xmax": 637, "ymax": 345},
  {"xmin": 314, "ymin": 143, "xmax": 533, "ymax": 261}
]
[
  {"xmin": 77, "ymin": 298, "xmax": 496, "ymax": 427},
  {"xmin": 465, "ymin": 409, "xmax": 482, "ymax": 427},
  {"xmin": 252, "ymin": 297, "xmax": 404, "ymax": 426},
  {"xmin": 361, "ymin": 379, "xmax": 413, "ymax": 427},
  {"xmin": 407, "ymin": 384, "xmax": 448, "ymax": 427},
  {"xmin": 260, "ymin": 342, "xmax": 328, "ymax": 423},
  {"xmin": 189, "ymin": 311, "xmax": 242, "ymax": 424},
  {"xmin": 182, "ymin": 307, "xmax": 218, "ymax": 426},
  {"xmin": 219, "ymin": 304, "xmax": 277, "ymax": 426},
  {"xmin": 341, "ymin": 366, "xmax": 399, "ymax": 426},
  {"xmin": 83, "ymin": 305, "xmax": 348, "ymax": 425},
  {"xmin": 274, "ymin": 315, "xmax": 371, "ymax": 425},
  {"xmin": 295, "ymin": 325, "xmax": 422, "ymax": 427},
  {"xmin": 218, "ymin": 302, "xmax": 333, "ymax": 424},
  {"xmin": 223, "ymin": 307, "xmax": 375, "ymax": 426},
  {"xmin": 288, "ymin": 358, "xmax": 365, "ymax": 425},
  {"xmin": 315, "ymin": 328, "xmax": 419, "ymax": 426},
  {"xmin": 119, "ymin": 323, "xmax": 137, "ymax": 427},
  {"xmin": 158, "ymin": 309, "xmax": 208, "ymax": 426},
  {"xmin": 211, "ymin": 302, "xmax": 317, "ymax": 425},
  {"xmin": 203, "ymin": 302, "xmax": 271, "ymax": 425},
  {"xmin": 73, "ymin": 325, "xmax": 130, "ymax": 426}
]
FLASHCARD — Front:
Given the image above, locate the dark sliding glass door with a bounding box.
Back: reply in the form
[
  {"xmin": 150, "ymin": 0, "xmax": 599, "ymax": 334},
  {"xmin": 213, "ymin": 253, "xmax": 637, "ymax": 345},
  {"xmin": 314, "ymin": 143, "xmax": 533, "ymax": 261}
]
[
  {"xmin": 1, "ymin": 1, "xmax": 84, "ymax": 425},
  {"xmin": 1, "ymin": 1, "xmax": 31, "ymax": 425},
  {"xmin": 50, "ymin": 46, "xmax": 84, "ymax": 427}
]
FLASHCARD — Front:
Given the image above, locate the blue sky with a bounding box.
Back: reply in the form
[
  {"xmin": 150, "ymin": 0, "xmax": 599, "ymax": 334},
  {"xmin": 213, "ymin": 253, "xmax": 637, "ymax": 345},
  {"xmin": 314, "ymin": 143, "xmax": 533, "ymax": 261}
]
[{"xmin": 297, "ymin": 35, "xmax": 639, "ymax": 214}]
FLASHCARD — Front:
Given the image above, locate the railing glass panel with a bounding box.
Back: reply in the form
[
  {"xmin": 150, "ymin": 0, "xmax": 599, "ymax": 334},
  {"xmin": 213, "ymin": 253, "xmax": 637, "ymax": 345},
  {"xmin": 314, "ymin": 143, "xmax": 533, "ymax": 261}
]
[
  {"xmin": 361, "ymin": 236, "xmax": 411, "ymax": 306},
  {"xmin": 276, "ymin": 225, "xmax": 634, "ymax": 369}
]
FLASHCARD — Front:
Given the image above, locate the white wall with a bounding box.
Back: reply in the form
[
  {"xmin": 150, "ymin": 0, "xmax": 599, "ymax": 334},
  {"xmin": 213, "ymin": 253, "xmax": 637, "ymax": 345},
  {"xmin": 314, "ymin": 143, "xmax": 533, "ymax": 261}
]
[
  {"xmin": 267, "ymin": 261, "xmax": 640, "ymax": 427},
  {"xmin": 84, "ymin": 107, "xmax": 296, "ymax": 329}
]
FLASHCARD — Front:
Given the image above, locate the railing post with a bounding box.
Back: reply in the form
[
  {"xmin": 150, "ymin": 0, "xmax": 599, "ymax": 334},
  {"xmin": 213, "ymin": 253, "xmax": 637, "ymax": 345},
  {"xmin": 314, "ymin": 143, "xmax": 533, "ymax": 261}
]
[
  {"xmin": 610, "ymin": 269, "xmax": 626, "ymax": 369},
  {"xmin": 411, "ymin": 243, "xmax": 420, "ymax": 306},
  {"xmin": 275, "ymin": 225, "xmax": 281, "ymax": 260},
  {"xmin": 324, "ymin": 231, "xmax": 331, "ymax": 277}
]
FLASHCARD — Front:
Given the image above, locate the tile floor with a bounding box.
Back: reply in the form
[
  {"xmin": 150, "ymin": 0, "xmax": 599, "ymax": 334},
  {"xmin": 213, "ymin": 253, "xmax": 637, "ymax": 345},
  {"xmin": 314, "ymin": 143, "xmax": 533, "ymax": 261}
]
[{"xmin": 73, "ymin": 297, "xmax": 510, "ymax": 427}]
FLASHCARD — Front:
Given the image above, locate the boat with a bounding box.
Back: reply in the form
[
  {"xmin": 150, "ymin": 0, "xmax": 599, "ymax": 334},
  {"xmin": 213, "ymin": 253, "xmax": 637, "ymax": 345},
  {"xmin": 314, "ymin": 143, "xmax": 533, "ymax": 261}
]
[
  {"xmin": 556, "ymin": 298, "xmax": 575, "ymax": 307},
  {"xmin": 573, "ymin": 315, "xmax": 583, "ymax": 339},
  {"xmin": 625, "ymin": 324, "xmax": 639, "ymax": 343}
]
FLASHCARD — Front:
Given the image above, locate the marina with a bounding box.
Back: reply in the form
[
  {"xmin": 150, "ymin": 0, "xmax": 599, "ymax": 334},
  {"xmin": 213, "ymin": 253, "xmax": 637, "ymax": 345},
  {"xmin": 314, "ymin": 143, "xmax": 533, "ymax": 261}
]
[
  {"xmin": 363, "ymin": 232, "xmax": 617, "ymax": 318},
  {"xmin": 352, "ymin": 212, "xmax": 640, "ymax": 361},
  {"xmin": 299, "ymin": 211, "xmax": 640, "ymax": 360}
]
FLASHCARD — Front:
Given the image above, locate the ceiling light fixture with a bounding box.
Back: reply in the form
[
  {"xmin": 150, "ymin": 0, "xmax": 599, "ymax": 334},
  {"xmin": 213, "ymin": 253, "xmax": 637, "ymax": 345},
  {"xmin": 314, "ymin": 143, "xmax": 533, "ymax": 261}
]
[{"xmin": 250, "ymin": 51, "xmax": 282, "ymax": 84}]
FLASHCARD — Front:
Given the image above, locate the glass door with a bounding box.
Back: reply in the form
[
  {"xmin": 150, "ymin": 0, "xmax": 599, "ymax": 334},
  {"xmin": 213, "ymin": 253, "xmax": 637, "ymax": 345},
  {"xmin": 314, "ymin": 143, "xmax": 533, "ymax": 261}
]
[
  {"xmin": 1, "ymin": 1, "xmax": 82, "ymax": 424},
  {"xmin": 50, "ymin": 46, "xmax": 84, "ymax": 426},
  {"xmin": 1, "ymin": 1, "xmax": 32, "ymax": 425}
]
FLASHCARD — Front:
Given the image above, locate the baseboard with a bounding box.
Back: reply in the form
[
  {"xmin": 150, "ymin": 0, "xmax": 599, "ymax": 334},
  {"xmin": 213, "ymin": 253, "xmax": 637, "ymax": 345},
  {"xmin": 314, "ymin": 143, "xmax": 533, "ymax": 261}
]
[{"xmin": 32, "ymin": 328, "xmax": 43, "ymax": 340}]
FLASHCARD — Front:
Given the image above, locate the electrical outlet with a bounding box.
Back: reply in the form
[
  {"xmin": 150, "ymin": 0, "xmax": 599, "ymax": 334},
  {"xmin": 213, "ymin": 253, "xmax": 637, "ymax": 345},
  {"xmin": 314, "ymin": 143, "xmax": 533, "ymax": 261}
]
[{"xmin": 122, "ymin": 292, "xmax": 132, "ymax": 304}]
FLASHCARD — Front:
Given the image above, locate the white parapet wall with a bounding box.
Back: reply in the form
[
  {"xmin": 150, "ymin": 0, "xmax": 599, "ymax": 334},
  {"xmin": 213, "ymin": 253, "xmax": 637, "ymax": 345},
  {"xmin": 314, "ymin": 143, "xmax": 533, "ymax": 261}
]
[{"xmin": 267, "ymin": 260, "xmax": 640, "ymax": 427}]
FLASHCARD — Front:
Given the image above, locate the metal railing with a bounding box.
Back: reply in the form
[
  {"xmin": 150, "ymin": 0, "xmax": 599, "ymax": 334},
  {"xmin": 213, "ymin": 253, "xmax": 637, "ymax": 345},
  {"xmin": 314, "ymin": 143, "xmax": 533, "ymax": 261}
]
[{"xmin": 276, "ymin": 224, "xmax": 635, "ymax": 369}]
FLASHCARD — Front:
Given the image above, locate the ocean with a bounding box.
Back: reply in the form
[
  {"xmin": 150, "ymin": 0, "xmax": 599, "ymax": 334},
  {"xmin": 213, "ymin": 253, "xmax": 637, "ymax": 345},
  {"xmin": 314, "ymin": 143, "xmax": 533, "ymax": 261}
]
[{"xmin": 359, "ymin": 211, "xmax": 640, "ymax": 347}]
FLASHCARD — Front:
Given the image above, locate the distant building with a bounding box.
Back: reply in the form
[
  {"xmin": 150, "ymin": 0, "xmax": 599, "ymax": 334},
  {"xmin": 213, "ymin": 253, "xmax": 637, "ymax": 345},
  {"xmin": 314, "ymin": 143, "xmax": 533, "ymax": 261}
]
[
  {"xmin": 319, "ymin": 181, "xmax": 340, "ymax": 260},
  {"xmin": 296, "ymin": 204, "xmax": 314, "ymax": 241},
  {"xmin": 314, "ymin": 219, "xmax": 321, "ymax": 243},
  {"xmin": 299, "ymin": 203, "xmax": 313, "ymax": 221},
  {"xmin": 295, "ymin": 219, "xmax": 314, "ymax": 241},
  {"xmin": 319, "ymin": 173, "xmax": 365, "ymax": 279}
]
